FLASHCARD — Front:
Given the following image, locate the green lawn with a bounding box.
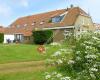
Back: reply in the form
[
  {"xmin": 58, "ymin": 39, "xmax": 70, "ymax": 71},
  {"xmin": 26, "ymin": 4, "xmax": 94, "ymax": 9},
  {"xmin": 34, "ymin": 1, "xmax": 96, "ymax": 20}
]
[
  {"xmin": 0, "ymin": 44, "xmax": 69, "ymax": 80},
  {"xmin": 0, "ymin": 70, "xmax": 44, "ymax": 80},
  {"xmin": 0, "ymin": 44, "xmax": 64, "ymax": 64},
  {"xmin": 0, "ymin": 67, "xmax": 56, "ymax": 80}
]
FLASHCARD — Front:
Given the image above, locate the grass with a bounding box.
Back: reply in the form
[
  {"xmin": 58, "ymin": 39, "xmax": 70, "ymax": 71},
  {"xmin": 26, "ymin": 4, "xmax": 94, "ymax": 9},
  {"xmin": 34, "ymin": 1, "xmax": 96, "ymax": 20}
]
[
  {"xmin": 0, "ymin": 67, "xmax": 56, "ymax": 80},
  {"xmin": 0, "ymin": 70, "xmax": 44, "ymax": 80},
  {"xmin": 0, "ymin": 61, "xmax": 57, "ymax": 80},
  {"xmin": 0, "ymin": 44, "xmax": 65, "ymax": 64},
  {"xmin": 0, "ymin": 43, "xmax": 70, "ymax": 80}
]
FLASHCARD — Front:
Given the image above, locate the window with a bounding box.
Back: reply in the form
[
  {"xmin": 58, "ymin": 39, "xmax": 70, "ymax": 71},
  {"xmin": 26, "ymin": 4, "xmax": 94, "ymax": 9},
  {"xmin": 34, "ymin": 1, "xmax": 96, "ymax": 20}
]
[
  {"xmin": 24, "ymin": 24, "xmax": 27, "ymax": 27},
  {"xmin": 63, "ymin": 29, "xmax": 70, "ymax": 39},
  {"xmin": 51, "ymin": 15, "xmax": 65, "ymax": 23},
  {"xmin": 31, "ymin": 22, "xmax": 36, "ymax": 26},
  {"xmin": 31, "ymin": 23, "xmax": 34, "ymax": 26},
  {"xmin": 14, "ymin": 34, "xmax": 23, "ymax": 42},
  {"xmin": 24, "ymin": 36, "xmax": 30, "ymax": 40},
  {"xmin": 40, "ymin": 21, "xmax": 44, "ymax": 25}
]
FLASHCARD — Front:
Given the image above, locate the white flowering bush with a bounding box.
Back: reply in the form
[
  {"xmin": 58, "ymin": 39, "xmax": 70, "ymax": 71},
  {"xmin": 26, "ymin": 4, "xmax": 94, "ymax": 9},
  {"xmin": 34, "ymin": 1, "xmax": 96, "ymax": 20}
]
[
  {"xmin": 45, "ymin": 32, "xmax": 100, "ymax": 80},
  {"xmin": 45, "ymin": 48, "xmax": 72, "ymax": 66},
  {"xmin": 72, "ymin": 32, "xmax": 100, "ymax": 80},
  {"xmin": 45, "ymin": 72, "xmax": 71, "ymax": 80},
  {"xmin": 50, "ymin": 42, "xmax": 61, "ymax": 46}
]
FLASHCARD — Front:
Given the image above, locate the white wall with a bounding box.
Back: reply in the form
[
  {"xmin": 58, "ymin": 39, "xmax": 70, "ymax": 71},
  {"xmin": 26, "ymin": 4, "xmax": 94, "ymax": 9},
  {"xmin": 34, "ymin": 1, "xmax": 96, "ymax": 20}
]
[
  {"xmin": 75, "ymin": 15, "xmax": 94, "ymax": 30},
  {"xmin": 4, "ymin": 34, "xmax": 14, "ymax": 43},
  {"xmin": 74, "ymin": 15, "xmax": 94, "ymax": 36}
]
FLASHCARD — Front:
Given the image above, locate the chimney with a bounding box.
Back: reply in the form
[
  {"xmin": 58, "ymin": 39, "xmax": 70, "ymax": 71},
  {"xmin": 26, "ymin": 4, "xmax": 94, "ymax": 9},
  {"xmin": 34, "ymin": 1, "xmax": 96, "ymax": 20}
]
[{"xmin": 70, "ymin": 4, "xmax": 74, "ymax": 8}]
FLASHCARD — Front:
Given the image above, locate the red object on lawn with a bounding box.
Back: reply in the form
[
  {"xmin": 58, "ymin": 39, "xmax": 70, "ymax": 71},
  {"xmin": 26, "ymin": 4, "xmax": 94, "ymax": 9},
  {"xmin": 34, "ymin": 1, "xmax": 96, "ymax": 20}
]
[{"xmin": 37, "ymin": 45, "xmax": 45, "ymax": 53}]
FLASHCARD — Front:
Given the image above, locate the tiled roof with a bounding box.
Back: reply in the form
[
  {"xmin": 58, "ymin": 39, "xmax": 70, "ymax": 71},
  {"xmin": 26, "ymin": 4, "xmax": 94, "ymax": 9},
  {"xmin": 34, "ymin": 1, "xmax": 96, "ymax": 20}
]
[
  {"xmin": 10, "ymin": 7, "xmax": 89, "ymax": 28},
  {"xmin": 10, "ymin": 9, "xmax": 67, "ymax": 29},
  {"xmin": 5, "ymin": 7, "xmax": 89, "ymax": 36},
  {"xmin": 4, "ymin": 28, "xmax": 32, "ymax": 36}
]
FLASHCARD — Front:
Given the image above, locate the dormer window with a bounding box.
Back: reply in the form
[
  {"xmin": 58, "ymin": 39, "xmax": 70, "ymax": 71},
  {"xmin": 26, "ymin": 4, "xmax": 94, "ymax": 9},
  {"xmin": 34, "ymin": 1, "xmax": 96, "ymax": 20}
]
[
  {"xmin": 51, "ymin": 15, "xmax": 65, "ymax": 23},
  {"xmin": 31, "ymin": 23, "xmax": 34, "ymax": 26},
  {"xmin": 52, "ymin": 16, "xmax": 61, "ymax": 23},
  {"xmin": 24, "ymin": 24, "xmax": 27, "ymax": 27},
  {"xmin": 40, "ymin": 21, "xmax": 44, "ymax": 25},
  {"xmin": 31, "ymin": 22, "xmax": 36, "ymax": 26}
]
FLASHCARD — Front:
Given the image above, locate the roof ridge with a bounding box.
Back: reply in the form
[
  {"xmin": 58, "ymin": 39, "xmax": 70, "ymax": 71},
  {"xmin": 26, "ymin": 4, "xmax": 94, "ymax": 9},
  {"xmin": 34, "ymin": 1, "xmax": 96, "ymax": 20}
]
[{"xmin": 19, "ymin": 9, "xmax": 67, "ymax": 19}]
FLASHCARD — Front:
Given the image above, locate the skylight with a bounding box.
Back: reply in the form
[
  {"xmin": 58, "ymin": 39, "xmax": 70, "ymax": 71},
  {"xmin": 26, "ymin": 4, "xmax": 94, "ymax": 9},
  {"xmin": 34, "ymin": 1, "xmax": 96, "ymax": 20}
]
[
  {"xmin": 40, "ymin": 21, "xmax": 44, "ymax": 25},
  {"xmin": 31, "ymin": 22, "xmax": 36, "ymax": 26},
  {"xmin": 24, "ymin": 24, "xmax": 27, "ymax": 27}
]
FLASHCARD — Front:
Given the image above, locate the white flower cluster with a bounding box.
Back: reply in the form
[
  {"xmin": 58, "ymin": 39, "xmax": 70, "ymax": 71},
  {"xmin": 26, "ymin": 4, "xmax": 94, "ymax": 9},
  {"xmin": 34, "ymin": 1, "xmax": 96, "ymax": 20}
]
[
  {"xmin": 84, "ymin": 41, "xmax": 93, "ymax": 45},
  {"xmin": 90, "ymin": 73, "xmax": 96, "ymax": 79},
  {"xmin": 68, "ymin": 60, "xmax": 75, "ymax": 64},
  {"xmin": 85, "ymin": 45, "xmax": 93, "ymax": 50},
  {"xmin": 81, "ymin": 43, "xmax": 86, "ymax": 46},
  {"xmin": 92, "ymin": 36, "xmax": 100, "ymax": 40},
  {"xmin": 45, "ymin": 72, "xmax": 70, "ymax": 80},
  {"xmin": 56, "ymin": 59, "xmax": 63, "ymax": 64},
  {"xmin": 45, "ymin": 74, "xmax": 51, "ymax": 79},
  {"xmin": 50, "ymin": 42, "xmax": 61, "ymax": 46},
  {"xmin": 52, "ymin": 48, "xmax": 71, "ymax": 57},
  {"xmin": 52, "ymin": 51, "xmax": 62, "ymax": 57},
  {"xmin": 76, "ymin": 56, "xmax": 81, "ymax": 61},
  {"xmin": 85, "ymin": 54, "xmax": 97, "ymax": 59},
  {"xmin": 94, "ymin": 31, "xmax": 100, "ymax": 34},
  {"xmin": 60, "ymin": 77, "xmax": 71, "ymax": 80},
  {"xmin": 51, "ymin": 48, "xmax": 72, "ymax": 65},
  {"xmin": 89, "ymin": 68, "xmax": 98, "ymax": 72},
  {"xmin": 75, "ymin": 51, "xmax": 81, "ymax": 54},
  {"xmin": 56, "ymin": 73, "xmax": 62, "ymax": 78},
  {"xmin": 60, "ymin": 49, "xmax": 67, "ymax": 52}
]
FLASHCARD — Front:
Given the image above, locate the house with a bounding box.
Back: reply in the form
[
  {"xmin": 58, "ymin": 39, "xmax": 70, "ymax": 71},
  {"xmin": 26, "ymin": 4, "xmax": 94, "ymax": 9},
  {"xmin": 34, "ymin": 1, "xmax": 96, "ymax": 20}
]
[
  {"xmin": 3, "ymin": 6, "xmax": 95, "ymax": 44},
  {"xmin": 94, "ymin": 23, "xmax": 100, "ymax": 32}
]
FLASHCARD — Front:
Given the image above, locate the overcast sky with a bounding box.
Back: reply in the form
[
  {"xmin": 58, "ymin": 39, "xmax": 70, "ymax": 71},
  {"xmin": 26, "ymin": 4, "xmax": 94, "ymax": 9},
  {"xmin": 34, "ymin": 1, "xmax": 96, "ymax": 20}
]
[{"xmin": 0, "ymin": 0, "xmax": 100, "ymax": 27}]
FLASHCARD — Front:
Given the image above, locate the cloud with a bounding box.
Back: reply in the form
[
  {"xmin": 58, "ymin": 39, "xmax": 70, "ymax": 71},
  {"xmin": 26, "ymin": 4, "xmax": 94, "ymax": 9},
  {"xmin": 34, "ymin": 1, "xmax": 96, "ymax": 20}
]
[
  {"xmin": 20, "ymin": 0, "xmax": 29, "ymax": 8},
  {"xmin": 0, "ymin": 4, "xmax": 12, "ymax": 17}
]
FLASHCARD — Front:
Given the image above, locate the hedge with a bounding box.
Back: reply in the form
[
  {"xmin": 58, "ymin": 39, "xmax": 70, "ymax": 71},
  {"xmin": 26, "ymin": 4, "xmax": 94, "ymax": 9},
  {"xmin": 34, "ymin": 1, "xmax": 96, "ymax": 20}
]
[
  {"xmin": 33, "ymin": 30, "xmax": 53, "ymax": 44},
  {"xmin": 0, "ymin": 33, "xmax": 4, "ymax": 43}
]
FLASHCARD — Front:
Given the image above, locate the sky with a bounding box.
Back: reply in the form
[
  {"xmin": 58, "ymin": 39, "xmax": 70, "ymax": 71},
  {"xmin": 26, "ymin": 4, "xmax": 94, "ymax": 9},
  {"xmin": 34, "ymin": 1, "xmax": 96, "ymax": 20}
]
[{"xmin": 0, "ymin": 0, "xmax": 100, "ymax": 27}]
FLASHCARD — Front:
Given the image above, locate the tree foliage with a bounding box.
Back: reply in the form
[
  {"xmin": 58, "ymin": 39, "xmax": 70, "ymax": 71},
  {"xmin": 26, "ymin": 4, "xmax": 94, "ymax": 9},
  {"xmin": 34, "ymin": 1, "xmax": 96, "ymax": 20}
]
[
  {"xmin": 0, "ymin": 33, "xmax": 4, "ymax": 43},
  {"xmin": 33, "ymin": 30, "xmax": 53, "ymax": 44}
]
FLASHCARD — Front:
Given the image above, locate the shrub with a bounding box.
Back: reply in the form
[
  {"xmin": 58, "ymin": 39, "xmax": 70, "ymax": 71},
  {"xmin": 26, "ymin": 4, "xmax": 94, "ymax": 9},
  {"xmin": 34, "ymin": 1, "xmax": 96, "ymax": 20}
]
[
  {"xmin": 33, "ymin": 30, "xmax": 53, "ymax": 44},
  {"xmin": 72, "ymin": 32, "xmax": 100, "ymax": 80},
  {"xmin": 0, "ymin": 33, "xmax": 4, "ymax": 43},
  {"xmin": 45, "ymin": 32, "xmax": 100, "ymax": 80},
  {"xmin": 45, "ymin": 72, "xmax": 71, "ymax": 80}
]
